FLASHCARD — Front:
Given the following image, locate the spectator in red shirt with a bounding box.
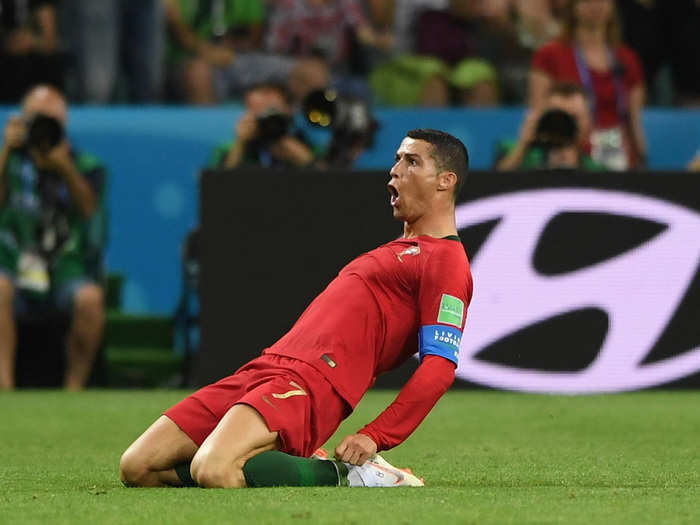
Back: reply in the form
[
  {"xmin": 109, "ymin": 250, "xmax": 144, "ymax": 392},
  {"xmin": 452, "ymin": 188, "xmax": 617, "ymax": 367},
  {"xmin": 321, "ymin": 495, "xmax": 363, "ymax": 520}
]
[{"xmin": 529, "ymin": 0, "xmax": 646, "ymax": 170}]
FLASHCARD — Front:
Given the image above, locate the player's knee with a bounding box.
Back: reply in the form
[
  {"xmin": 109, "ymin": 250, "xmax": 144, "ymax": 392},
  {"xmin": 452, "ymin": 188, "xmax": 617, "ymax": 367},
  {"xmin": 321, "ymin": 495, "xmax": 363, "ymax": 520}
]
[
  {"xmin": 190, "ymin": 452, "xmax": 246, "ymax": 489},
  {"xmin": 119, "ymin": 449, "xmax": 150, "ymax": 487}
]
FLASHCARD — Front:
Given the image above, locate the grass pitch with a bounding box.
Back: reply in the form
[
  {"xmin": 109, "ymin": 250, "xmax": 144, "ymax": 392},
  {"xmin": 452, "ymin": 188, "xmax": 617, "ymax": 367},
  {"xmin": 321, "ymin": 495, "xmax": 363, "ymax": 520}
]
[{"xmin": 1, "ymin": 389, "xmax": 698, "ymax": 524}]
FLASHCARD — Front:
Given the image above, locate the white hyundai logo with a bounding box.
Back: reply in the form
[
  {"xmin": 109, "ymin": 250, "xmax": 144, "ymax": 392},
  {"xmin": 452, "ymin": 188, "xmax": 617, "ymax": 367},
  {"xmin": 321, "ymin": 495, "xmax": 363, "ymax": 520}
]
[{"xmin": 456, "ymin": 189, "xmax": 700, "ymax": 393}]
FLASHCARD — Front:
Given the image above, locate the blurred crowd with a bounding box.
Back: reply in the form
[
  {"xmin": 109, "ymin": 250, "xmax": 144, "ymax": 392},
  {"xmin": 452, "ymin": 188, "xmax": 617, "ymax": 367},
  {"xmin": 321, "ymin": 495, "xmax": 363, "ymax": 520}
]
[
  {"xmin": 2, "ymin": 0, "xmax": 700, "ymax": 174},
  {"xmin": 1, "ymin": 0, "xmax": 699, "ymax": 108}
]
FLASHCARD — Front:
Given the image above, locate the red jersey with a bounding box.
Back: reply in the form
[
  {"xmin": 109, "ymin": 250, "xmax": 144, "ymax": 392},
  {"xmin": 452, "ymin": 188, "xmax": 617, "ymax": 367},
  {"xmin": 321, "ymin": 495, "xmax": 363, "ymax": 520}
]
[
  {"xmin": 264, "ymin": 235, "xmax": 473, "ymax": 409},
  {"xmin": 532, "ymin": 40, "xmax": 644, "ymax": 129}
]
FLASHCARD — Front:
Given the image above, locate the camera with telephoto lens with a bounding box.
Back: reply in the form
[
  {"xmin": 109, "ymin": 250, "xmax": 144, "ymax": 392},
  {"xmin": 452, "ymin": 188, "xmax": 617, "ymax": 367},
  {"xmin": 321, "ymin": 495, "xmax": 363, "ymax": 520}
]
[
  {"xmin": 529, "ymin": 109, "xmax": 578, "ymax": 154},
  {"xmin": 25, "ymin": 113, "xmax": 64, "ymax": 153},
  {"xmin": 302, "ymin": 88, "xmax": 379, "ymax": 168},
  {"xmin": 255, "ymin": 110, "xmax": 292, "ymax": 144}
]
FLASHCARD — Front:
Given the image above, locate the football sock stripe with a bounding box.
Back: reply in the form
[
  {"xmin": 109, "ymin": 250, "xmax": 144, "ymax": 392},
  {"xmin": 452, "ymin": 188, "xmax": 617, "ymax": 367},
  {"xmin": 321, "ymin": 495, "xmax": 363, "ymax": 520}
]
[{"xmin": 174, "ymin": 462, "xmax": 197, "ymax": 487}]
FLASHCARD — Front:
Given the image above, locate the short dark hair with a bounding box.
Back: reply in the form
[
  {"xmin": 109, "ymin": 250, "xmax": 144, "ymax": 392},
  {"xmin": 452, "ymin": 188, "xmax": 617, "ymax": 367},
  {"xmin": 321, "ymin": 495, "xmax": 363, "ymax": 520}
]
[
  {"xmin": 245, "ymin": 82, "xmax": 294, "ymax": 107},
  {"xmin": 406, "ymin": 128, "xmax": 469, "ymax": 201}
]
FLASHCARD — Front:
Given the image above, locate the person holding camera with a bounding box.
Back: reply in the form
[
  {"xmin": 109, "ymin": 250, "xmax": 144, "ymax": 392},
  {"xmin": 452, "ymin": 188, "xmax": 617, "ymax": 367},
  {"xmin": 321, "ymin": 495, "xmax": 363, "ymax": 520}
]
[
  {"xmin": 496, "ymin": 82, "xmax": 603, "ymax": 171},
  {"xmin": 0, "ymin": 85, "xmax": 107, "ymax": 390},
  {"xmin": 529, "ymin": 0, "xmax": 646, "ymax": 170},
  {"xmin": 210, "ymin": 83, "xmax": 316, "ymax": 170}
]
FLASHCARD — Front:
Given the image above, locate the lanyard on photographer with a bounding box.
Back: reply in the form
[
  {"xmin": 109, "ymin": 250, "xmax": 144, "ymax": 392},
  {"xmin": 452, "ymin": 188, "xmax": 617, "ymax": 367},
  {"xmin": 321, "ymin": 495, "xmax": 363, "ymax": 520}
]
[
  {"xmin": 20, "ymin": 157, "xmax": 37, "ymax": 210},
  {"xmin": 574, "ymin": 46, "xmax": 628, "ymax": 127}
]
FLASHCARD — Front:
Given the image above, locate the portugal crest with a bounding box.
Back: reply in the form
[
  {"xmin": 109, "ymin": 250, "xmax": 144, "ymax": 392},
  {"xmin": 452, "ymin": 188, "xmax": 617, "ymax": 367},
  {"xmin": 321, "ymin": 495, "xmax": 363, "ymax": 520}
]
[{"xmin": 396, "ymin": 245, "xmax": 420, "ymax": 262}]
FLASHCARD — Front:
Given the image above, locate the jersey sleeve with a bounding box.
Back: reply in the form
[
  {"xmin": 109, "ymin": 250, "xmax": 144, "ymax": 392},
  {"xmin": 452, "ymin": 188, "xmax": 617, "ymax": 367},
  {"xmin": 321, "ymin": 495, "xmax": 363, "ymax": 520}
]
[
  {"xmin": 358, "ymin": 355, "xmax": 455, "ymax": 451},
  {"xmin": 619, "ymin": 46, "xmax": 645, "ymax": 90},
  {"xmin": 531, "ymin": 41, "xmax": 560, "ymax": 78},
  {"xmin": 417, "ymin": 245, "xmax": 472, "ymax": 367}
]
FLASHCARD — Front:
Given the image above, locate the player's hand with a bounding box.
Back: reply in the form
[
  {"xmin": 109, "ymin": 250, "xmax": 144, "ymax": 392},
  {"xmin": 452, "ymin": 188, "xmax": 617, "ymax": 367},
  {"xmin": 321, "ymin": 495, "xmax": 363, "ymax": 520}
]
[
  {"xmin": 235, "ymin": 112, "xmax": 257, "ymax": 143},
  {"xmin": 269, "ymin": 136, "xmax": 314, "ymax": 166},
  {"xmin": 3, "ymin": 116, "xmax": 26, "ymax": 150},
  {"xmin": 29, "ymin": 139, "xmax": 72, "ymax": 172},
  {"xmin": 334, "ymin": 433, "xmax": 377, "ymax": 466},
  {"xmin": 518, "ymin": 109, "xmax": 541, "ymax": 145}
]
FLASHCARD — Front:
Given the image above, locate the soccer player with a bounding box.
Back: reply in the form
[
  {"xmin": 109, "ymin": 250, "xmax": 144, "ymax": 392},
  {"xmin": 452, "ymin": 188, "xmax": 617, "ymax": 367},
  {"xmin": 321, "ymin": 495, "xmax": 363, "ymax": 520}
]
[{"xmin": 119, "ymin": 129, "xmax": 473, "ymax": 488}]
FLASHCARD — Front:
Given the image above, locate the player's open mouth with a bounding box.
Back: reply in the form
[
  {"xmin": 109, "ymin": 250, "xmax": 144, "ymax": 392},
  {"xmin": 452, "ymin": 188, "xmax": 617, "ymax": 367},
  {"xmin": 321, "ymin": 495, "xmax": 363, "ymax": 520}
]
[{"xmin": 388, "ymin": 186, "xmax": 399, "ymax": 207}]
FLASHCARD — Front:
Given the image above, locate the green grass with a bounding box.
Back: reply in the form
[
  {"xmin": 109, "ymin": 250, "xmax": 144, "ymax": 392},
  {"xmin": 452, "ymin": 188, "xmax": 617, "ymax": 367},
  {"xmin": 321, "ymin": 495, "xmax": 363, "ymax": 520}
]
[{"xmin": 1, "ymin": 390, "xmax": 698, "ymax": 524}]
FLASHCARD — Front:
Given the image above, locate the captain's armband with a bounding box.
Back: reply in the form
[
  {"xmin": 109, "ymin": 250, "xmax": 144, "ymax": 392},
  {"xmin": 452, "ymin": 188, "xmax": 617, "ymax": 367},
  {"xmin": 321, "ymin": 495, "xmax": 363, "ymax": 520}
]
[{"xmin": 418, "ymin": 325, "xmax": 461, "ymax": 366}]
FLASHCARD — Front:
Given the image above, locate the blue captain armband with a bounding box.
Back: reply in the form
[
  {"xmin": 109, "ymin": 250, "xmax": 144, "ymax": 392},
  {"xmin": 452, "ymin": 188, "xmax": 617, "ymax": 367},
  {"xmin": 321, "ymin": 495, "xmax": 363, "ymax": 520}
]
[{"xmin": 418, "ymin": 325, "xmax": 461, "ymax": 366}]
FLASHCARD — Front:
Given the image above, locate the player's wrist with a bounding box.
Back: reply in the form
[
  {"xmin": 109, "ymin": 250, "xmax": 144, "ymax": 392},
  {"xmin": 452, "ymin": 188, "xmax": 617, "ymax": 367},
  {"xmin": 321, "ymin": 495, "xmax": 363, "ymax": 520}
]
[{"xmin": 357, "ymin": 429, "xmax": 381, "ymax": 451}]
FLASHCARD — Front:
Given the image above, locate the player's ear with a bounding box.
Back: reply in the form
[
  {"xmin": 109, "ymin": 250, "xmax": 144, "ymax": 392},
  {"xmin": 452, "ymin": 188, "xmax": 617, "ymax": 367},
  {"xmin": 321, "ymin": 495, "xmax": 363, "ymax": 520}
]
[{"xmin": 437, "ymin": 171, "xmax": 457, "ymax": 193}]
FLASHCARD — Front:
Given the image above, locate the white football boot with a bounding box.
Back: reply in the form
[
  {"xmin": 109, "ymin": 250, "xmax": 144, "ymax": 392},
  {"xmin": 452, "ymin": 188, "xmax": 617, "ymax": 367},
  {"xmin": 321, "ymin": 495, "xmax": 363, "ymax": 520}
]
[
  {"xmin": 310, "ymin": 448, "xmax": 425, "ymax": 487},
  {"xmin": 345, "ymin": 454, "xmax": 425, "ymax": 487}
]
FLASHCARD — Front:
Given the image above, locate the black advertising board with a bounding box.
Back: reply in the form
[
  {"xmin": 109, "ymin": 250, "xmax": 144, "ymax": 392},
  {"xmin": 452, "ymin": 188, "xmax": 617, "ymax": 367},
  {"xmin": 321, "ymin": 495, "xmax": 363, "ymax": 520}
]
[{"xmin": 196, "ymin": 169, "xmax": 700, "ymax": 392}]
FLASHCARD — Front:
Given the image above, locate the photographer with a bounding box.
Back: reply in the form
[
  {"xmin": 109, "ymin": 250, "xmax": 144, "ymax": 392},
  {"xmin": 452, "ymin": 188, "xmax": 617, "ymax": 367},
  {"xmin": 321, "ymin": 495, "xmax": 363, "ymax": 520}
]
[
  {"xmin": 496, "ymin": 82, "xmax": 603, "ymax": 171},
  {"xmin": 301, "ymin": 87, "xmax": 378, "ymax": 170},
  {"xmin": 525, "ymin": 108, "xmax": 603, "ymax": 170},
  {"xmin": 0, "ymin": 85, "xmax": 107, "ymax": 390},
  {"xmin": 210, "ymin": 83, "xmax": 316, "ymax": 170}
]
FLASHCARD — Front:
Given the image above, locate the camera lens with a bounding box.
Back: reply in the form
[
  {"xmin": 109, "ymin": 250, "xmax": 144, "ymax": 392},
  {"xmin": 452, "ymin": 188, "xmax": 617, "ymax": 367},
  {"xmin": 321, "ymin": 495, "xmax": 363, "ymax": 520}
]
[
  {"xmin": 533, "ymin": 109, "xmax": 578, "ymax": 147},
  {"xmin": 26, "ymin": 114, "xmax": 64, "ymax": 153},
  {"xmin": 256, "ymin": 111, "xmax": 291, "ymax": 143}
]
